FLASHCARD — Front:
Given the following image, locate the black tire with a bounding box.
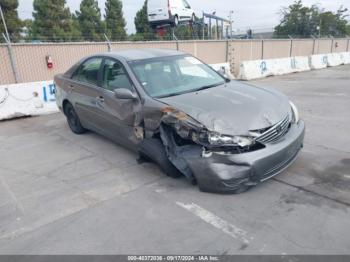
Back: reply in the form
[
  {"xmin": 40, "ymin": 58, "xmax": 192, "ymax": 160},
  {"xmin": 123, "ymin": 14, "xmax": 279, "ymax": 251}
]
[
  {"xmin": 64, "ymin": 102, "xmax": 86, "ymax": 134},
  {"xmin": 138, "ymin": 138, "xmax": 182, "ymax": 178}
]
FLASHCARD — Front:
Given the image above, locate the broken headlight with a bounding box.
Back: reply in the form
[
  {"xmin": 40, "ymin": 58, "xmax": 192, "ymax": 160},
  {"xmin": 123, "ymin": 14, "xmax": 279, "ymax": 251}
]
[
  {"xmin": 207, "ymin": 132, "xmax": 254, "ymax": 147},
  {"xmin": 289, "ymin": 101, "xmax": 300, "ymax": 124}
]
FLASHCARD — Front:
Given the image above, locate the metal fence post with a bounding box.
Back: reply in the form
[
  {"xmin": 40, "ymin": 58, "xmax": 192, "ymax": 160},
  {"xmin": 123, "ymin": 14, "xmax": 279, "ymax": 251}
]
[
  {"xmin": 1, "ymin": 5, "xmax": 20, "ymax": 83},
  {"xmin": 2, "ymin": 34, "xmax": 20, "ymax": 83},
  {"xmin": 288, "ymin": 35, "xmax": 293, "ymax": 57},
  {"xmin": 104, "ymin": 34, "xmax": 112, "ymax": 52},
  {"xmin": 311, "ymin": 35, "xmax": 316, "ymax": 55},
  {"xmin": 225, "ymin": 39, "xmax": 229, "ymax": 62},
  {"xmin": 330, "ymin": 36, "xmax": 334, "ymax": 53},
  {"xmin": 202, "ymin": 13, "xmax": 205, "ymax": 40}
]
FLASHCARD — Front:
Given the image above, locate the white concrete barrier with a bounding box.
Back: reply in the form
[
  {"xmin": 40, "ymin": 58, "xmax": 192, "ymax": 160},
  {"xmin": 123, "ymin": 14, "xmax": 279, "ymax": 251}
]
[
  {"xmin": 0, "ymin": 81, "xmax": 58, "ymax": 121},
  {"xmin": 340, "ymin": 52, "xmax": 350, "ymax": 64},
  {"xmin": 327, "ymin": 53, "xmax": 343, "ymax": 67},
  {"xmin": 270, "ymin": 58, "xmax": 295, "ymax": 76},
  {"xmin": 239, "ymin": 56, "xmax": 311, "ymax": 80},
  {"xmin": 309, "ymin": 54, "xmax": 328, "ymax": 69},
  {"xmin": 293, "ymin": 56, "xmax": 311, "ymax": 72},
  {"xmin": 210, "ymin": 63, "xmax": 235, "ymax": 79},
  {"xmin": 239, "ymin": 52, "xmax": 347, "ymax": 80},
  {"xmin": 239, "ymin": 59, "xmax": 274, "ymax": 80}
]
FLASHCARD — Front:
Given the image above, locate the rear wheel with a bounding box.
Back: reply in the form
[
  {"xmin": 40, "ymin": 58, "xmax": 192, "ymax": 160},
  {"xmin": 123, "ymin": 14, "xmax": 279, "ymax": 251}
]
[
  {"xmin": 138, "ymin": 138, "xmax": 182, "ymax": 178},
  {"xmin": 64, "ymin": 102, "xmax": 86, "ymax": 134}
]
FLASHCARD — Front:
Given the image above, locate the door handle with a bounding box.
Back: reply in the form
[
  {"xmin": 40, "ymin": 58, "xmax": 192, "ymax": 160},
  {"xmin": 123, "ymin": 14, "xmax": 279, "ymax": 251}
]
[
  {"xmin": 96, "ymin": 96, "xmax": 105, "ymax": 103},
  {"xmin": 68, "ymin": 85, "xmax": 75, "ymax": 92}
]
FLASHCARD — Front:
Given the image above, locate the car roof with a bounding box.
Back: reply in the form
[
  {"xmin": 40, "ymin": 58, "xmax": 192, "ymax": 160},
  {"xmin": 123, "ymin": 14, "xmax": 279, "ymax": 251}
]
[{"xmin": 96, "ymin": 48, "xmax": 187, "ymax": 62}]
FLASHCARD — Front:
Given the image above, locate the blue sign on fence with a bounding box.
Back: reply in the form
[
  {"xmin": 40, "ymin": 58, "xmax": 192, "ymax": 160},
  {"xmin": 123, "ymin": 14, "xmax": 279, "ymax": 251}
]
[{"xmin": 42, "ymin": 83, "xmax": 56, "ymax": 102}]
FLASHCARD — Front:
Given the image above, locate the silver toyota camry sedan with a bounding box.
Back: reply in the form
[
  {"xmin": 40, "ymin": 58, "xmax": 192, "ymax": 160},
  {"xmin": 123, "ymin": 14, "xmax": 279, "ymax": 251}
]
[{"xmin": 54, "ymin": 49, "xmax": 305, "ymax": 194}]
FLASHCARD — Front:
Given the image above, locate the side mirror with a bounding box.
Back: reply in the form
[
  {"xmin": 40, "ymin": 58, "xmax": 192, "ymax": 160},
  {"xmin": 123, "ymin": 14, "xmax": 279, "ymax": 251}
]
[
  {"xmin": 216, "ymin": 67, "xmax": 232, "ymax": 82},
  {"xmin": 114, "ymin": 88, "xmax": 138, "ymax": 100},
  {"xmin": 216, "ymin": 67, "xmax": 226, "ymax": 76}
]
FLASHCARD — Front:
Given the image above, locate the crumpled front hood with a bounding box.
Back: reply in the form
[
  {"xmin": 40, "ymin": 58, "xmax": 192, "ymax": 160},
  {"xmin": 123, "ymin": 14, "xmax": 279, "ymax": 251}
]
[{"xmin": 157, "ymin": 81, "xmax": 291, "ymax": 135}]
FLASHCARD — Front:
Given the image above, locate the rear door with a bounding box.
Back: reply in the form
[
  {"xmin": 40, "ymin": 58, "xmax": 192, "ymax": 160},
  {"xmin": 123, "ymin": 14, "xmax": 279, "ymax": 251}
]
[
  {"xmin": 96, "ymin": 58, "xmax": 142, "ymax": 147},
  {"xmin": 68, "ymin": 57, "xmax": 103, "ymax": 131},
  {"xmin": 148, "ymin": 0, "xmax": 169, "ymax": 23}
]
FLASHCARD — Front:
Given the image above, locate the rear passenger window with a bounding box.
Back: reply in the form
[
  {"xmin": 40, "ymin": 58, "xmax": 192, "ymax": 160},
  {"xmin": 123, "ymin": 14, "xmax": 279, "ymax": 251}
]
[
  {"xmin": 73, "ymin": 58, "xmax": 102, "ymax": 86},
  {"xmin": 102, "ymin": 59, "xmax": 133, "ymax": 92}
]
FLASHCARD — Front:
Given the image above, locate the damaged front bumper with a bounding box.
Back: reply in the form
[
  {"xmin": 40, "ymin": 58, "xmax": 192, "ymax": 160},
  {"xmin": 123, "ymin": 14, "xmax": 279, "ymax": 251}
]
[{"xmin": 185, "ymin": 120, "xmax": 305, "ymax": 193}]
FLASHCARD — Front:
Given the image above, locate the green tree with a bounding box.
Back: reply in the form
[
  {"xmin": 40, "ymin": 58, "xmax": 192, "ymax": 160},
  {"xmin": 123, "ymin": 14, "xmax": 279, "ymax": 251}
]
[
  {"xmin": 76, "ymin": 0, "xmax": 105, "ymax": 41},
  {"xmin": 318, "ymin": 7, "xmax": 349, "ymax": 37},
  {"xmin": 22, "ymin": 19, "xmax": 33, "ymax": 40},
  {"xmin": 31, "ymin": 0, "xmax": 79, "ymax": 42},
  {"xmin": 274, "ymin": 1, "xmax": 349, "ymax": 38},
  {"xmin": 274, "ymin": 0, "xmax": 318, "ymax": 38},
  {"xmin": 0, "ymin": 0, "xmax": 22, "ymax": 42},
  {"xmin": 105, "ymin": 0, "xmax": 127, "ymax": 41},
  {"xmin": 133, "ymin": 0, "xmax": 155, "ymax": 40}
]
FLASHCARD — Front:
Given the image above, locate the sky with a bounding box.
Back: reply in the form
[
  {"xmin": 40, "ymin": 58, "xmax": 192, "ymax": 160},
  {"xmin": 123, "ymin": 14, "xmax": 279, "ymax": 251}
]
[{"xmin": 17, "ymin": 0, "xmax": 349, "ymax": 34}]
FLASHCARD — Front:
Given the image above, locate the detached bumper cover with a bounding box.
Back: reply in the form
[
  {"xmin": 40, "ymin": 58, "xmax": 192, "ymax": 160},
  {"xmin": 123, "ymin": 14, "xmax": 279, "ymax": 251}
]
[{"xmin": 186, "ymin": 120, "xmax": 305, "ymax": 193}]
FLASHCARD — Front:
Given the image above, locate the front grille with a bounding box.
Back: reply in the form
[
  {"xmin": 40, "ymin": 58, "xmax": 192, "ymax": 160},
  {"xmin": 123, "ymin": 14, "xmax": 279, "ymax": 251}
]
[
  {"xmin": 255, "ymin": 115, "xmax": 291, "ymax": 144},
  {"xmin": 260, "ymin": 144, "xmax": 301, "ymax": 181}
]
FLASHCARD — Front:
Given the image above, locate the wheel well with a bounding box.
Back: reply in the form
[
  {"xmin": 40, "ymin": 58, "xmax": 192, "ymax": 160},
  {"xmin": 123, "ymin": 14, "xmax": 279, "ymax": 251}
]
[{"xmin": 62, "ymin": 99, "xmax": 71, "ymax": 116}]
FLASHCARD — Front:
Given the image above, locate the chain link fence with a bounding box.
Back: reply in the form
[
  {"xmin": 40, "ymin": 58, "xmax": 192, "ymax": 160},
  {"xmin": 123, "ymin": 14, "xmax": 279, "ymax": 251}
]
[{"xmin": 1, "ymin": 38, "xmax": 349, "ymax": 85}]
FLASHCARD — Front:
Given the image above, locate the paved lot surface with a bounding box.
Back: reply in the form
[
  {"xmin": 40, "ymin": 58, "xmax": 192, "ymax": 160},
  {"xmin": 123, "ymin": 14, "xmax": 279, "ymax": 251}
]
[{"xmin": 0, "ymin": 65, "xmax": 349, "ymax": 255}]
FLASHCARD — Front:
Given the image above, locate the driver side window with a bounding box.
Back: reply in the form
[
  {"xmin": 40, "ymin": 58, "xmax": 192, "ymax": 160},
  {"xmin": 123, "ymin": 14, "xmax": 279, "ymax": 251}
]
[
  {"xmin": 102, "ymin": 59, "xmax": 133, "ymax": 92},
  {"xmin": 72, "ymin": 57, "xmax": 102, "ymax": 86}
]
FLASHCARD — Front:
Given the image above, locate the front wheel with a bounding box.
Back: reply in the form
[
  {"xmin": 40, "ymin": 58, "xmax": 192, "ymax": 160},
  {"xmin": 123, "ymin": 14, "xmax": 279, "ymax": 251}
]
[
  {"xmin": 64, "ymin": 103, "xmax": 86, "ymax": 134},
  {"xmin": 138, "ymin": 138, "xmax": 182, "ymax": 178}
]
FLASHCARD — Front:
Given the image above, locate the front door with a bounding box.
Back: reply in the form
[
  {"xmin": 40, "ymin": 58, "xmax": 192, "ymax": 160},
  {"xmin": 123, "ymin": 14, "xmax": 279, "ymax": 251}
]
[{"xmin": 96, "ymin": 58, "xmax": 142, "ymax": 148}]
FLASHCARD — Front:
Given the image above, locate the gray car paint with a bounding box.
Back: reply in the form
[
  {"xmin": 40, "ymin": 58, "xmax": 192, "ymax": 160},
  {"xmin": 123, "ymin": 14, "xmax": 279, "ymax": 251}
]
[
  {"xmin": 157, "ymin": 81, "xmax": 292, "ymax": 135},
  {"xmin": 55, "ymin": 48, "xmax": 305, "ymax": 193}
]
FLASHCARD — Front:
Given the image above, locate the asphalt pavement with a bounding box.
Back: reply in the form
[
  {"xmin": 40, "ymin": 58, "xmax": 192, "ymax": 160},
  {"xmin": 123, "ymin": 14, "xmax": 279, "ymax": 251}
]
[{"xmin": 0, "ymin": 65, "xmax": 349, "ymax": 254}]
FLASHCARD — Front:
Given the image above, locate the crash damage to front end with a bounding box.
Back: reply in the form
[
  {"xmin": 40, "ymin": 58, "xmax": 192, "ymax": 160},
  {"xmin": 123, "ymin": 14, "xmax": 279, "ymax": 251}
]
[
  {"xmin": 141, "ymin": 83, "xmax": 305, "ymax": 194},
  {"xmin": 140, "ymin": 104, "xmax": 303, "ymax": 193}
]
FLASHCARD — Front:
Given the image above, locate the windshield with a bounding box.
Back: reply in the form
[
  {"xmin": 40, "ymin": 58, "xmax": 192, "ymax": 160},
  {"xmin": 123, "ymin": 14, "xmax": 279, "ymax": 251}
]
[{"xmin": 129, "ymin": 55, "xmax": 226, "ymax": 98}]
